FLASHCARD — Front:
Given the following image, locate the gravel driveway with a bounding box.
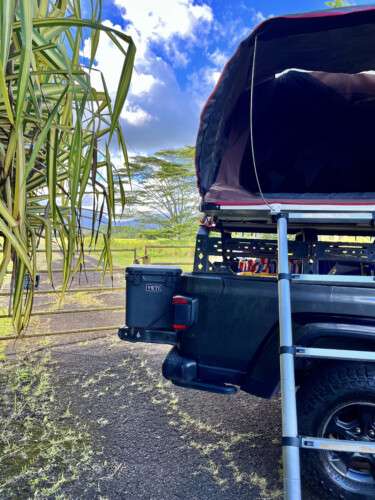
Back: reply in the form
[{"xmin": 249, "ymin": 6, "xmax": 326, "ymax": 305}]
[{"xmin": 49, "ymin": 334, "xmax": 284, "ymax": 499}]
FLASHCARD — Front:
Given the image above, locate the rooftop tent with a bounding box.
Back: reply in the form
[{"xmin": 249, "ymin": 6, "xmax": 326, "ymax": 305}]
[{"xmin": 196, "ymin": 6, "xmax": 375, "ymax": 208}]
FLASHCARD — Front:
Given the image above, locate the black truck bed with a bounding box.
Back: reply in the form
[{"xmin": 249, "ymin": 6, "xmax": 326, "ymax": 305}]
[{"xmin": 167, "ymin": 273, "xmax": 375, "ymax": 398}]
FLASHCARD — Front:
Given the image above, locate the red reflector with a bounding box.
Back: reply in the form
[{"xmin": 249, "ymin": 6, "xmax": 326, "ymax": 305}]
[
  {"xmin": 172, "ymin": 324, "xmax": 187, "ymax": 331},
  {"xmin": 172, "ymin": 295, "xmax": 189, "ymax": 305}
]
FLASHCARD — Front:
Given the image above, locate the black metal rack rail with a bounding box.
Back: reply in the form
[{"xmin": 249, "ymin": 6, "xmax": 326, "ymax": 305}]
[{"xmin": 193, "ymin": 226, "xmax": 375, "ymax": 275}]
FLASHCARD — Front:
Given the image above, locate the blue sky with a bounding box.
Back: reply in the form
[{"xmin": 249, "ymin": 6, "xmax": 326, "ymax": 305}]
[{"xmin": 81, "ymin": 0, "xmax": 371, "ymax": 155}]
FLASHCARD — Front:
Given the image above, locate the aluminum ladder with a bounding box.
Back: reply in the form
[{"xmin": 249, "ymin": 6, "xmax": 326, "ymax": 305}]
[{"xmin": 276, "ymin": 211, "xmax": 375, "ymax": 499}]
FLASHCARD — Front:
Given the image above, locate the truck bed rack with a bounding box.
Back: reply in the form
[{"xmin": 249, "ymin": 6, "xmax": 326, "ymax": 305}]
[{"xmin": 194, "ymin": 227, "xmax": 375, "ymax": 276}]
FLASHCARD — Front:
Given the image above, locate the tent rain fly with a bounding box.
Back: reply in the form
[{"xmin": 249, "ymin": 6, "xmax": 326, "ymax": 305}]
[{"xmin": 195, "ymin": 6, "xmax": 375, "ymax": 210}]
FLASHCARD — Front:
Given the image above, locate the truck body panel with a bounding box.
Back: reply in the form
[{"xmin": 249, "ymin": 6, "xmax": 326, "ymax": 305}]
[{"xmin": 171, "ymin": 273, "xmax": 375, "ymax": 397}]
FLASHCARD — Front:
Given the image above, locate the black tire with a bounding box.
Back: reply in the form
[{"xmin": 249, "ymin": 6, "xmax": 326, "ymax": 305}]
[{"xmin": 298, "ymin": 363, "xmax": 375, "ymax": 499}]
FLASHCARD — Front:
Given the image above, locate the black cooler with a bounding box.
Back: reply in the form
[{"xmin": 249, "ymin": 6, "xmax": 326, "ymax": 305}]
[{"xmin": 118, "ymin": 265, "xmax": 182, "ymax": 344}]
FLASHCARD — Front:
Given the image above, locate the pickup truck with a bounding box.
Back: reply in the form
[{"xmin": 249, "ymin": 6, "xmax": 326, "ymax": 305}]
[
  {"xmin": 119, "ymin": 225, "xmax": 375, "ymax": 499},
  {"xmin": 119, "ymin": 5, "xmax": 375, "ymax": 498}
]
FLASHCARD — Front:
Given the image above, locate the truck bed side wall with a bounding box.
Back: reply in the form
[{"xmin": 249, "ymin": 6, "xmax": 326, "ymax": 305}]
[{"xmin": 177, "ymin": 273, "xmax": 375, "ymax": 397}]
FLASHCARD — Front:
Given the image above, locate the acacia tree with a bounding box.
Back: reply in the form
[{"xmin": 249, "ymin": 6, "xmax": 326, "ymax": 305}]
[
  {"xmin": 124, "ymin": 147, "xmax": 199, "ymax": 239},
  {"xmin": 325, "ymin": 0, "xmax": 349, "ymax": 7},
  {"xmin": 0, "ymin": 1, "xmax": 135, "ymax": 332}
]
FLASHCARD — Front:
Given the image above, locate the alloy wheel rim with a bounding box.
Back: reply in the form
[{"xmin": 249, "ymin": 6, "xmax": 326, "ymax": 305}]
[{"xmin": 321, "ymin": 401, "xmax": 375, "ymax": 488}]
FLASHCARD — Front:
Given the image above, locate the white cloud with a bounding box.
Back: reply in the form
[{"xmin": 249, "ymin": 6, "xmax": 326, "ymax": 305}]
[
  {"xmin": 209, "ymin": 49, "xmax": 228, "ymax": 67},
  {"xmin": 165, "ymin": 41, "xmax": 190, "ymax": 67},
  {"xmin": 252, "ymin": 11, "xmax": 267, "ymax": 25},
  {"xmin": 188, "ymin": 66, "xmax": 219, "ymax": 110},
  {"xmin": 131, "ymin": 70, "xmax": 160, "ymax": 97},
  {"xmin": 188, "ymin": 9, "xmax": 271, "ymax": 109},
  {"xmin": 124, "ymin": 57, "xmax": 200, "ymax": 150},
  {"xmin": 201, "ymin": 49, "xmax": 228, "ymax": 89},
  {"xmin": 124, "ymin": 104, "xmax": 153, "ymax": 126},
  {"xmin": 114, "ymin": 0, "xmax": 213, "ymax": 52},
  {"xmin": 117, "ymin": 0, "xmax": 213, "ymax": 103},
  {"xmin": 81, "ymin": 1, "xmax": 213, "ymax": 150},
  {"xmin": 81, "ymin": 19, "xmax": 160, "ymax": 126},
  {"xmin": 81, "ymin": 20, "xmax": 160, "ymax": 98},
  {"xmin": 203, "ymin": 67, "xmax": 221, "ymax": 86}
]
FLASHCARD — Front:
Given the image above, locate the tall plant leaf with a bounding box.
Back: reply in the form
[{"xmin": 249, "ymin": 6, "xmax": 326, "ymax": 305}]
[{"xmin": 0, "ymin": 1, "xmax": 135, "ymax": 333}]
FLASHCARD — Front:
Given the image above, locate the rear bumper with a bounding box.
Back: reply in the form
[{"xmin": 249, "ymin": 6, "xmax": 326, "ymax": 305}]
[
  {"xmin": 118, "ymin": 326, "xmax": 177, "ymax": 345},
  {"xmin": 162, "ymin": 347, "xmax": 238, "ymax": 395},
  {"xmin": 118, "ymin": 326, "xmax": 276, "ymax": 398}
]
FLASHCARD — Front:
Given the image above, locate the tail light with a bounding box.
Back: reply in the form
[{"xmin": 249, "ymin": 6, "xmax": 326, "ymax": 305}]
[{"xmin": 172, "ymin": 295, "xmax": 198, "ymax": 331}]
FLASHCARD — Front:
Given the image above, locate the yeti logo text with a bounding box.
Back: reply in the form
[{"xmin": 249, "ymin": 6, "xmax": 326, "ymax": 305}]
[{"xmin": 145, "ymin": 284, "xmax": 162, "ymax": 293}]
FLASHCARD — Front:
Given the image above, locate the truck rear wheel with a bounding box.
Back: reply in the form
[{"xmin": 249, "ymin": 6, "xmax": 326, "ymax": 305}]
[{"xmin": 298, "ymin": 363, "xmax": 375, "ymax": 499}]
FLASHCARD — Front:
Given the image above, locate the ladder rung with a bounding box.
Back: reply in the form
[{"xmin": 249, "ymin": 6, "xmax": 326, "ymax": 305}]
[
  {"xmin": 295, "ymin": 346, "xmax": 375, "ymax": 362},
  {"xmin": 301, "ymin": 436, "xmax": 375, "ymax": 454},
  {"xmin": 287, "ymin": 212, "xmax": 374, "ymax": 223},
  {"xmin": 291, "ymin": 274, "xmax": 375, "ymax": 285}
]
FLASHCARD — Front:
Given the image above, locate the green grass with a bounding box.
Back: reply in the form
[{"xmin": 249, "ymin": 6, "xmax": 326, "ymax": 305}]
[
  {"xmin": 0, "ymin": 307, "xmax": 12, "ymax": 360},
  {"xmin": 0, "ymin": 306, "xmax": 43, "ymax": 341},
  {"xmin": 84, "ymin": 237, "xmax": 196, "ymax": 272},
  {"xmin": 0, "ymin": 352, "xmax": 94, "ymax": 497},
  {"xmin": 50, "ymin": 291, "xmax": 104, "ymax": 311},
  {"xmin": 0, "ymin": 307, "xmax": 13, "ymax": 338}
]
